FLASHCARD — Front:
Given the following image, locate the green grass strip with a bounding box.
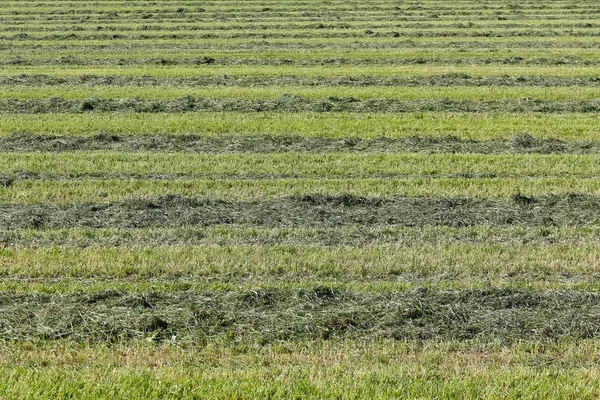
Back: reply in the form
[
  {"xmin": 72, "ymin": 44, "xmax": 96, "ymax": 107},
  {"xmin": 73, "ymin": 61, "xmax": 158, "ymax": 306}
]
[
  {"xmin": 3, "ymin": 86, "xmax": 600, "ymax": 101},
  {"xmin": 6, "ymin": 35, "xmax": 600, "ymax": 48},
  {"xmin": 0, "ymin": 152, "xmax": 595, "ymax": 178},
  {"xmin": 2, "ymin": 64, "xmax": 600, "ymax": 78},
  {"xmin": 1, "ymin": 112, "xmax": 597, "ymax": 139},
  {"xmin": 3, "ymin": 178, "xmax": 600, "ymax": 204},
  {"xmin": 2, "ymin": 340, "xmax": 600, "ymax": 399},
  {"xmin": 5, "ymin": 47, "xmax": 600, "ymax": 60},
  {"xmin": 0, "ymin": 244, "xmax": 599, "ymax": 279},
  {"xmin": 0, "ymin": 225, "xmax": 596, "ymax": 247},
  {"xmin": 3, "ymin": 276, "xmax": 600, "ymax": 294}
]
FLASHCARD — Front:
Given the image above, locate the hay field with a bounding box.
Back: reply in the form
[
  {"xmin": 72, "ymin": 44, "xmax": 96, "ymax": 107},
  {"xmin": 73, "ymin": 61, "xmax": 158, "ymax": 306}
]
[{"xmin": 2, "ymin": 0, "xmax": 600, "ymax": 398}]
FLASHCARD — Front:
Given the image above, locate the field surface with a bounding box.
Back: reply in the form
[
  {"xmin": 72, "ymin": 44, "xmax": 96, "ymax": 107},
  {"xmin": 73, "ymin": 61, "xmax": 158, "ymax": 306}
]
[{"xmin": 2, "ymin": 0, "xmax": 600, "ymax": 398}]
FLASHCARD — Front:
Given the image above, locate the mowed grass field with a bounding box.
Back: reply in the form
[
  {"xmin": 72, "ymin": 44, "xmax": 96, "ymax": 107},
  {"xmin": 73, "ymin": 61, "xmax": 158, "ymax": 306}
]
[{"xmin": 3, "ymin": 0, "xmax": 600, "ymax": 398}]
